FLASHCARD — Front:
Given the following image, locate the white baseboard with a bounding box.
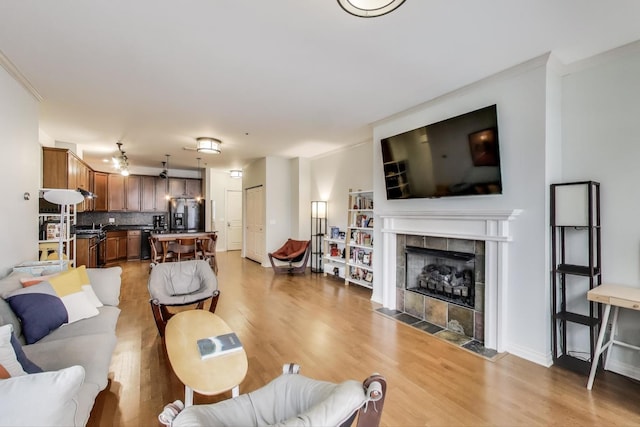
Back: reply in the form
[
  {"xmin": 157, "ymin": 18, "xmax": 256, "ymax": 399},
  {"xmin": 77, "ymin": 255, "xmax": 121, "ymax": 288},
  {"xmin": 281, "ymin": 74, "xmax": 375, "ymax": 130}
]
[
  {"xmin": 506, "ymin": 343, "xmax": 553, "ymax": 367},
  {"xmin": 605, "ymin": 359, "xmax": 640, "ymax": 382}
]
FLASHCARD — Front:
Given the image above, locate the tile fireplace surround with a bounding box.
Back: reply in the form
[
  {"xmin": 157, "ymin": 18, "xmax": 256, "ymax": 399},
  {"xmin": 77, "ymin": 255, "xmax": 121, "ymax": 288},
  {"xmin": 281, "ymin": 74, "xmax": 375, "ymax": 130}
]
[{"xmin": 380, "ymin": 210, "xmax": 521, "ymax": 353}]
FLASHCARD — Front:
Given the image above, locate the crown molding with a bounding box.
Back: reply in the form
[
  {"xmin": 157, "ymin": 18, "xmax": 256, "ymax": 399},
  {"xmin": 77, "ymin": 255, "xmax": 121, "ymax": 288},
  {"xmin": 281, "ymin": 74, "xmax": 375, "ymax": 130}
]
[{"xmin": 0, "ymin": 49, "xmax": 43, "ymax": 102}]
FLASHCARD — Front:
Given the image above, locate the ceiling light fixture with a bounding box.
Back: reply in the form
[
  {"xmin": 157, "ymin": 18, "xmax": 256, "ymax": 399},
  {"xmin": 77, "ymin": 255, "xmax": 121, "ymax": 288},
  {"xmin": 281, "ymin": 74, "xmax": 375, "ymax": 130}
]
[
  {"xmin": 112, "ymin": 142, "xmax": 130, "ymax": 176},
  {"xmin": 196, "ymin": 137, "xmax": 222, "ymax": 154},
  {"xmin": 337, "ymin": 0, "xmax": 405, "ymax": 17},
  {"xmin": 230, "ymin": 170, "xmax": 242, "ymax": 179}
]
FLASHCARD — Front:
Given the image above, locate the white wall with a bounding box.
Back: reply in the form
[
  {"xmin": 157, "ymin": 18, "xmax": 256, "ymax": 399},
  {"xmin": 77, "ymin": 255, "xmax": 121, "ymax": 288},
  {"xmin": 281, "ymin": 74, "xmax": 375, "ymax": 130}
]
[
  {"xmin": 310, "ymin": 142, "xmax": 374, "ymax": 232},
  {"xmin": 372, "ymin": 55, "xmax": 552, "ymax": 364},
  {"xmin": 291, "ymin": 158, "xmax": 311, "ymax": 240},
  {"xmin": 204, "ymin": 168, "xmax": 242, "ymax": 251},
  {"xmin": 562, "ymin": 45, "xmax": 640, "ymax": 379},
  {"xmin": 264, "ymin": 157, "xmax": 292, "ymax": 266},
  {"xmin": 0, "ymin": 64, "xmax": 40, "ymax": 276}
]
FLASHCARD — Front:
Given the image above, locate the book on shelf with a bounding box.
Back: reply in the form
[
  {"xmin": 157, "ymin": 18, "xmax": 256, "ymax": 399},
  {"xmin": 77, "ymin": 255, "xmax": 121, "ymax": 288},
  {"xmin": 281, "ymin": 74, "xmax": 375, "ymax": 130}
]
[{"xmin": 197, "ymin": 332, "xmax": 243, "ymax": 360}]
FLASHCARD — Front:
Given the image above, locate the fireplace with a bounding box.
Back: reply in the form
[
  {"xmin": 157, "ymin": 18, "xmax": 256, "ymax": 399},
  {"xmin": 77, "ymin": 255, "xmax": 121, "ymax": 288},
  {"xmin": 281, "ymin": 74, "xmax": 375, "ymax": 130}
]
[
  {"xmin": 398, "ymin": 236, "xmax": 484, "ymax": 340},
  {"xmin": 379, "ymin": 209, "xmax": 521, "ymax": 352},
  {"xmin": 405, "ymin": 246, "xmax": 475, "ymax": 309}
]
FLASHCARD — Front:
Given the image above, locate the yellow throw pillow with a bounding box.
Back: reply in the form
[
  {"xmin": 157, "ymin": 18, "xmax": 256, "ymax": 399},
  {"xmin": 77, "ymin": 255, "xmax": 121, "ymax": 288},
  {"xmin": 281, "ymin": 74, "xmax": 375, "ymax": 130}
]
[{"xmin": 47, "ymin": 266, "xmax": 103, "ymax": 309}]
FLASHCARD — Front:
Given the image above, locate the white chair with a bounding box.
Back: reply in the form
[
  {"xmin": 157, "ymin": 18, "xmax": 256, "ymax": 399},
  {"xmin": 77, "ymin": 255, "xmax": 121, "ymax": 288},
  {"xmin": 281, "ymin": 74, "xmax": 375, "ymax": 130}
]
[{"xmin": 160, "ymin": 363, "xmax": 386, "ymax": 427}]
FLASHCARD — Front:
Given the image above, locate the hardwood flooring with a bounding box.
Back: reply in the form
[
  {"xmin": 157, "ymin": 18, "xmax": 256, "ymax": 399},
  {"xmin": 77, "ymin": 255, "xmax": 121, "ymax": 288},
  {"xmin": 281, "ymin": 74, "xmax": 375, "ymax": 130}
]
[{"xmin": 89, "ymin": 252, "xmax": 640, "ymax": 426}]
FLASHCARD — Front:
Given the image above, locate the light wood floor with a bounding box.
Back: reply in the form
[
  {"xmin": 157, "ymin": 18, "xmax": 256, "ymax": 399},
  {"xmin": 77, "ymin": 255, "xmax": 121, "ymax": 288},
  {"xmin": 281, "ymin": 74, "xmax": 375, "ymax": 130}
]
[{"xmin": 88, "ymin": 251, "xmax": 640, "ymax": 426}]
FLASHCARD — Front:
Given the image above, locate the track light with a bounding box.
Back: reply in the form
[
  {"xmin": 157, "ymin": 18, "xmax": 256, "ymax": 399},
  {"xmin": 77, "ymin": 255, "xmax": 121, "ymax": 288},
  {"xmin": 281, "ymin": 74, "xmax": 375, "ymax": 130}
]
[{"xmin": 113, "ymin": 142, "xmax": 130, "ymax": 176}]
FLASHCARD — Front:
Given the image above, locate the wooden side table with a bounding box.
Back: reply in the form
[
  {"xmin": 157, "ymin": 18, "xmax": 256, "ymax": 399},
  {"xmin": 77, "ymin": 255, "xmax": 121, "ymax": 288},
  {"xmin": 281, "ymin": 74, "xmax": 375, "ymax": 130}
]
[
  {"xmin": 165, "ymin": 310, "xmax": 248, "ymax": 406},
  {"xmin": 586, "ymin": 283, "xmax": 640, "ymax": 390}
]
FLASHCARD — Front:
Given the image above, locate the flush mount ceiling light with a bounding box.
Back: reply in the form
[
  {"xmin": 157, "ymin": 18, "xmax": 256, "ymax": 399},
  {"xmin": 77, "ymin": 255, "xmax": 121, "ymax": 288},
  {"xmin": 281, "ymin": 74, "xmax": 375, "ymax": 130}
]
[
  {"xmin": 196, "ymin": 137, "xmax": 222, "ymax": 154},
  {"xmin": 230, "ymin": 170, "xmax": 242, "ymax": 179},
  {"xmin": 337, "ymin": 0, "xmax": 406, "ymax": 17},
  {"xmin": 112, "ymin": 142, "xmax": 130, "ymax": 176}
]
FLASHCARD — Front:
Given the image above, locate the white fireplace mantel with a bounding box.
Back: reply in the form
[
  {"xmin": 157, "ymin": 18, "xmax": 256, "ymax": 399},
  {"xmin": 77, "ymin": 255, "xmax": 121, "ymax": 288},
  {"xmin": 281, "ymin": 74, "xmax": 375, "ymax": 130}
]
[{"xmin": 379, "ymin": 209, "xmax": 521, "ymax": 353}]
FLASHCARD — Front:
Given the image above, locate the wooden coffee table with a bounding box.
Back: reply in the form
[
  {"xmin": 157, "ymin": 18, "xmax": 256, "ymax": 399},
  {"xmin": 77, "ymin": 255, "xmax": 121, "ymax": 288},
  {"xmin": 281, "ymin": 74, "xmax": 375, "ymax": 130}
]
[{"xmin": 165, "ymin": 310, "xmax": 248, "ymax": 406}]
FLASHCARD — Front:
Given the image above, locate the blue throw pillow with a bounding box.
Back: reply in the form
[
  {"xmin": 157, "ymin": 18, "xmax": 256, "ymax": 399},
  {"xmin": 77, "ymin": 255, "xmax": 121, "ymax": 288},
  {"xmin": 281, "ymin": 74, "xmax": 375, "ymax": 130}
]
[
  {"xmin": 10, "ymin": 334, "xmax": 42, "ymax": 373},
  {"xmin": 6, "ymin": 282, "xmax": 68, "ymax": 344}
]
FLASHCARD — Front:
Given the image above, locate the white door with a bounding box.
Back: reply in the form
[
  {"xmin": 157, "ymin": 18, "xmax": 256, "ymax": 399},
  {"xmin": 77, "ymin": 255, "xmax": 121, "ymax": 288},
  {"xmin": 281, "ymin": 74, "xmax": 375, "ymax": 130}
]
[
  {"xmin": 245, "ymin": 186, "xmax": 264, "ymax": 263},
  {"xmin": 226, "ymin": 190, "xmax": 242, "ymax": 251}
]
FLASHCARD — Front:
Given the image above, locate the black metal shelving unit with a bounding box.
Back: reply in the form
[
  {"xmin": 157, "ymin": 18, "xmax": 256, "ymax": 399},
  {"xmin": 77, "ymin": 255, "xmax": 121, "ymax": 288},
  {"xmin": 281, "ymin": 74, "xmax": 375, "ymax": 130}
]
[
  {"xmin": 310, "ymin": 201, "xmax": 327, "ymax": 273},
  {"xmin": 551, "ymin": 181, "xmax": 601, "ymax": 374}
]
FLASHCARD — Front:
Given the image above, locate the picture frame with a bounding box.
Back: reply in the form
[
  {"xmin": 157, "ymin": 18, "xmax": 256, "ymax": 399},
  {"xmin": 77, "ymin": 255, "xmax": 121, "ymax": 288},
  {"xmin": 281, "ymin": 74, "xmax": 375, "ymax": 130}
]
[
  {"xmin": 330, "ymin": 226, "xmax": 340, "ymax": 239},
  {"xmin": 364, "ymin": 272, "xmax": 373, "ymax": 282},
  {"xmin": 468, "ymin": 127, "xmax": 499, "ymax": 166},
  {"xmin": 338, "ymin": 231, "xmax": 346, "ymax": 240},
  {"xmin": 366, "ymin": 217, "xmax": 374, "ymax": 228}
]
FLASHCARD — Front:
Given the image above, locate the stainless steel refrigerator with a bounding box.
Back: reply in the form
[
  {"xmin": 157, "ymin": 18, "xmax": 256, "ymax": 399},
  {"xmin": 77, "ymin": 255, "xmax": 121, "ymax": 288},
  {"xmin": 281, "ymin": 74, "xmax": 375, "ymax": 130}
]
[{"xmin": 169, "ymin": 197, "xmax": 203, "ymax": 232}]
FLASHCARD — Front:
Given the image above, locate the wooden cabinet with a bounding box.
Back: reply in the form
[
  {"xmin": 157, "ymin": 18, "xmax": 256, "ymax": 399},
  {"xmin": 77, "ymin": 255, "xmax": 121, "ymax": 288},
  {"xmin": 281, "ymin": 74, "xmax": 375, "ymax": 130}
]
[
  {"xmin": 108, "ymin": 174, "xmax": 126, "ymax": 211},
  {"xmin": 141, "ymin": 176, "xmax": 169, "ymax": 212},
  {"xmin": 42, "ymin": 147, "xmax": 93, "ymax": 212},
  {"xmin": 127, "ymin": 230, "xmax": 141, "ymax": 260},
  {"xmin": 93, "ymin": 172, "xmax": 108, "ymax": 211},
  {"xmin": 106, "ymin": 231, "xmax": 127, "ymax": 263},
  {"xmin": 125, "ymin": 175, "xmax": 141, "ymax": 211},
  {"xmin": 108, "ymin": 174, "xmax": 141, "ymax": 211},
  {"xmin": 186, "ymin": 179, "xmax": 202, "ymax": 198},
  {"xmin": 169, "ymin": 178, "xmax": 202, "ymax": 198},
  {"xmin": 76, "ymin": 236, "xmax": 98, "ymax": 268},
  {"xmin": 42, "ymin": 147, "xmax": 69, "ymax": 189}
]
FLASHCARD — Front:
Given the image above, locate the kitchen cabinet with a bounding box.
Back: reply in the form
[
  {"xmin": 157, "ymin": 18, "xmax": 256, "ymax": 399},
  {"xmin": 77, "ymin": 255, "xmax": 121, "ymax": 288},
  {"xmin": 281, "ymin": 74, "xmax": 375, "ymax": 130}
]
[
  {"xmin": 108, "ymin": 174, "xmax": 141, "ymax": 211},
  {"xmin": 106, "ymin": 231, "xmax": 127, "ymax": 263},
  {"xmin": 42, "ymin": 147, "xmax": 93, "ymax": 212},
  {"xmin": 108, "ymin": 174, "xmax": 126, "ymax": 211},
  {"xmin": 76, "ymin": 236, "xmax": 98, "ymax": 268},
  {"xmin": 126, "ymin": 175, "xmax": 141, "ymax": 211},
  {"xmin": 141, "ymin": 176, "xmax": 169, "ymax": 212},
  {"xmin": 127, "ymin": 230, "xmax": 141, "ymax": 260},
  {"xmin": 93, "ymin": 172, "xmax": 108, "ymax": 211},
  {"xmin": 169, "ymin": 178, "xmax": 202, "ymax": 198}
]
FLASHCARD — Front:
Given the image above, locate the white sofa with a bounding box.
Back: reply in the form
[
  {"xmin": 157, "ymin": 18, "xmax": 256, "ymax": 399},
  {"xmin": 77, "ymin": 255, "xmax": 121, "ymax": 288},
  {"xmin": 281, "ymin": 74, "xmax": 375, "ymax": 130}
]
[{"xmin": 0, "ymin": 267, "xmax": 122, "ymax": 427}]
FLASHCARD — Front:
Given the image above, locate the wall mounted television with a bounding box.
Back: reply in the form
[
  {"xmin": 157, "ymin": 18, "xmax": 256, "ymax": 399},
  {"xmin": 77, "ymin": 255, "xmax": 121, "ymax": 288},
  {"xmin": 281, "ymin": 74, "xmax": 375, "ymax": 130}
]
[{"xmin": 381, "ymin": 104, "xmax": 502, "ymax": 200}]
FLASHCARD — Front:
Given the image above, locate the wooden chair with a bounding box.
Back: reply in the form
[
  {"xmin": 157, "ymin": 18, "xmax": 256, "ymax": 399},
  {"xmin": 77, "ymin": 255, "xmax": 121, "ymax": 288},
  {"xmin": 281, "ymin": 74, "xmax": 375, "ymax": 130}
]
[
  {"xmin": 173, "ymin": 238, "xmax": 198, "ymax": 261},
  {"xmin": 150, "ymin": 236, "xmax": 174, "ymax": 265},
  {"xmin": 147, "ymin": 260, "xmax": 220, "ymax": 337},
  {"xmin": 198, "ymin": 233, "xmax": 218, "ymax": 274},
  {"xmin": 268, "ymin": 239, "xmax": 311, "ymax": 274}
]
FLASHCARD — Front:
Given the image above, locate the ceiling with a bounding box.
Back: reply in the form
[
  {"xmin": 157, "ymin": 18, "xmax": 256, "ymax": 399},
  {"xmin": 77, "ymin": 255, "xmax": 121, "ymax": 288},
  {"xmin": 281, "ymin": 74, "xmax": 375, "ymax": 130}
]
[{"xmin": 1, "ymin": 1, "xmax": 640, "ymax": 173}]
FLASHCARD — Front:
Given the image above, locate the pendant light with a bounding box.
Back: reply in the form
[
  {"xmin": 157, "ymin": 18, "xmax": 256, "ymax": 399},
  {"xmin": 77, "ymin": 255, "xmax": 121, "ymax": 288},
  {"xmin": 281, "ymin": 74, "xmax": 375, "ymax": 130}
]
[{"xmin": 164, "ymin": 154, "xmax": 170, "ymax": 200}]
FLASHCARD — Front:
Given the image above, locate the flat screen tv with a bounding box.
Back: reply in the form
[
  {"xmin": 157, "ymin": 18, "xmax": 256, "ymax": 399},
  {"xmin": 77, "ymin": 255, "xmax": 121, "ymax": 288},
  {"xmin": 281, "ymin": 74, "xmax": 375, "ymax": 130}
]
[{"xmin": 381, "ymin": 104, "xmax": 502, "ymax": 200}]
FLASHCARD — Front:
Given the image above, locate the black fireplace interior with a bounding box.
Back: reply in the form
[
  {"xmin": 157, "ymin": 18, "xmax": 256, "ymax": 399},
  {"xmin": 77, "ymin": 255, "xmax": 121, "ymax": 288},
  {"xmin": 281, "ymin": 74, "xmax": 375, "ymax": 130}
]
[{"xmin": 405, "ymin": 246, "xmax": 475, "ymax": 309}]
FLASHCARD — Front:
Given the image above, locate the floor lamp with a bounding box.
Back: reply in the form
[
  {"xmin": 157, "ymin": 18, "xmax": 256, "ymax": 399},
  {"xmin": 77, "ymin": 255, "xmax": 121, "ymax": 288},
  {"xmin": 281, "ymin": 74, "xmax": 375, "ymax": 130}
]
[
  {"xmin": 43, "ymin": 189, "xmax": 84, "ymax": 269},
  {"xmin": 311, "ymin": 201, "xmax": 327, "ymax": 273}
]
